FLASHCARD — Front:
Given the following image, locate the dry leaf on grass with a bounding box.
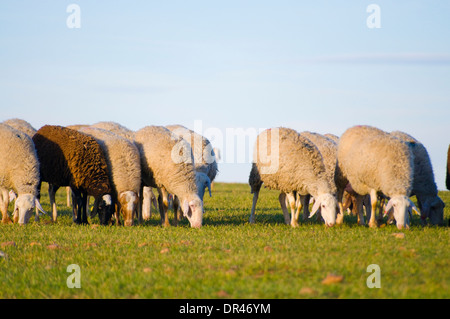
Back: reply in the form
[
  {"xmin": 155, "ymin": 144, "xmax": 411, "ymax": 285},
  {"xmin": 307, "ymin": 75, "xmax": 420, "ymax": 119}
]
[
  {"xmin": 1, "ymin": 241, "xmax": 16, "ymax": 247},
  {"xmin": 321, "ymin": 273, "xmax": 344, "ymax": 285},
  {"xmin": 217, "ymin": 290, "xmax": 230, "ymax": 298}
]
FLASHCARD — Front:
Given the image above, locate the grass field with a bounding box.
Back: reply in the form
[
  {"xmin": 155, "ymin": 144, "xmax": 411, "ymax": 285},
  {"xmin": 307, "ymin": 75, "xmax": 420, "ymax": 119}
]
[{"xmin": 1, "ymin": 183, "xmax": 449, "ymax": 299}]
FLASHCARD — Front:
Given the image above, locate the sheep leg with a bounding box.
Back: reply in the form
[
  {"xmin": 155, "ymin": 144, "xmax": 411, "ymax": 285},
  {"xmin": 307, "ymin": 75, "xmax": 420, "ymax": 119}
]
[
  {"xmin": 0, "ymin": 188, "xmax": 12, "ymax": 224},
  {"xmin": 81, "ymin": 192, "xmax": 89, "ymax": 224},
  {"xmin": 172, "ymin": 196, "xmax": 180, "ymax": 226},
  {"xmin": 368, "ymin": 190, "xmax": 378, "ymax": 228},
  {"xmin": 294, "ymin": 194, "xmax": 303, "ymax": 223},
  {"xmin": 157, "ymin": 188, "xmax": 170, "ymax": 227},
  {"xmin": 377, "ymin": 195, "xmax": 386, "ymax": 224},
  {"xmin": 72, "ymin": 189, "xmax": 85, "ymax": 224},
  {"xmin": 286, "ymin": 192, "xmax": 298, "ymax": 227},
  {"xmin": 278, "ymin": 192, "xmax": 291, "ymax": 225},
  {"xmin": 249, "ymin": 190, "xmax": 259, "ymax": 224},
  {"xmin": 301, "ymin": 194, "xmax": 311, "ymax": 221},
  {"xmin": 48, "ymin": 184, "xmax": 59, "ymax": 222},
  {"xmin": 137, "ymin": 184, "xmax": 144, "ymax": 224},
  {"xmin": 66, "ymin": 186, "xmax": 71, "ymax": 207},
  {"xmin": 141, "ymin": 186, "xmax": 151, "ymax": 221},
  {"xmin": 336, "ymin": 189, "xmax": 345, "ymax": 225},
  {"xmin": 355, "ymin": 195, "xmax": 365, "ymax": 226},
  {"xmin": 35, "ymin": 180, "xmax": 42, "ymax": 222}
]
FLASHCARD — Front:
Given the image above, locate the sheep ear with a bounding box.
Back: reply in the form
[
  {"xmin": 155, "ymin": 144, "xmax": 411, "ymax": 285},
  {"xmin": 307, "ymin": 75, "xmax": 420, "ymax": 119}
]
[
  {"xmin": 309, "ymin": 199, "xmax": 321, "ymax": 218},
  {"xmin": 35, "ymin": 199, "xmax": 47, "ymax": 215},
  {"xmin": 102, "ymin": 194, "xmax": 112, "ymax": 206},
  {"xmin": 9, "ymin": 190, "xmax": 17, "ymax": 202},
  {"xmin": 182, "ymin": 199, "xmax": 190, "ymax": 217}
]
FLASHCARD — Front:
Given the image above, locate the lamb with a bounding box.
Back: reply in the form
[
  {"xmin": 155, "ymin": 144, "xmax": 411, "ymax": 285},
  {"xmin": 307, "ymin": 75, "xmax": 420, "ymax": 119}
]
[
  {"xmin": 336, "ymin": 125, "xmax": 418, "ymax": 229},
  {"xmin": 390, "ymin": 130, "xmax": 445, "ymax": 225},
  {"xmin": 166, "ymin": 124, "xmax": 218, "ymax": 200},
  {"xmin": 32, "ymin": 125, "xmax": 113, "ymax": 224},
  {"xmin": 248, "ymin": 127, "xmax": 338, "ymax": 227},
  {"xmin": 134, "ymin": 125, "xmax": 204, "ymax": 228},
  {"xmin": 0, "ymin": 124, "xmax": 46, "ymax": 224},
  {"xmin": 78, "ymin": 127, "xmax": 141, "ymax": 226}
]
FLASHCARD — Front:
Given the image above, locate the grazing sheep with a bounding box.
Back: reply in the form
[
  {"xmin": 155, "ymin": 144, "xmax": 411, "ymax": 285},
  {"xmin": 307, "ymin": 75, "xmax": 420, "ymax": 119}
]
[
  {"xmin": 166, "ymin": 124, "xmax": 218, "ymax": 199},
  {"xmin": 32, "ymin": 125, "xmax": 113, "ymax": 224},
  {"xmin": 2, "ymin": 118, "xmax": 37, "ymax": 138},
  {"xmin": 134, "ymin": 125, "xmax": 204, "ymax": 228},
  {"xmin": 337, "ymin": 125, "xmax": 418, "ymax": 229},
  {"xmin": 78, "ymin": 127, "xmax": 141, "ymax": 226},
  {"xmin": 90, "ymin": 121, "xmax": 157, "ymax": 222},
  {"xmin": 390, "ymin": 131, "xmax": 445, "ymax": 225},
  {"xmin": 0, "ymin": 124, "xmax": 46, "ymax": 224},
  {"xmin": 282, "ymin": 132, "xmax": 339, "ymax": 224},
  {"xmin": 249, "ymin": 127, "xmax": 338, "ymax": 227},
  {"xmin": 2, "ymin": 119, "xmax": 42, "ymax": 221}
]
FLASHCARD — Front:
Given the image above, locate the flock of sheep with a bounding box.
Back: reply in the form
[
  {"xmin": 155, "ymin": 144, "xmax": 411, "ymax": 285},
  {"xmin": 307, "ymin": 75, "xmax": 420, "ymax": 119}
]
[
  {"xmin": 0, "ymin": 118, "xmax": 446, "ymax": 230},
  {"xmin": 250, "ymin": 126, "xmax": 446, "ymax": 229},
  {"xmin": 0, "ymin": 119, "xmax": 216, "ymax": 228}
]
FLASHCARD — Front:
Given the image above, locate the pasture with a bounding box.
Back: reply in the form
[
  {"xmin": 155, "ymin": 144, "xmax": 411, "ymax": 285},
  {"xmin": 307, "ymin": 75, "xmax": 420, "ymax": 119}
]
[{"xmin": 1, "ymin": 182, "xmax": 449, "ymax": 299}]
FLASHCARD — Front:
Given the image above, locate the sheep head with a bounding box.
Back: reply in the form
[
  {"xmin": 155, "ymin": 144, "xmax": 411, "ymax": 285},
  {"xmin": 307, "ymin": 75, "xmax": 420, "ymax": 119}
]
[
  {"xmin": 118, "ymin": 191, "xmax": 138, "ymax": 226},
  {"xmin": 14, "ymin": 194, "xmax": 46, "ymax": 225},
  {"xmin": 181, "ymin": 194, "xmax": 203, "ymax": 228},
  {"xmin": 384, "ymin": 195, "xmax": 418, "ymax": 229},
  {"xmin": 309, "ymin": 193, "xmax": 338, "ymax": 227}
]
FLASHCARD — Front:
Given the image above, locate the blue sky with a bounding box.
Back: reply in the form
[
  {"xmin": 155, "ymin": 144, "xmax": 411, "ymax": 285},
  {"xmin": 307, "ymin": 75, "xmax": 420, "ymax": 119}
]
[{"xmin": 1, "ymin": 1, "xmax": 449, "ymax": 188}]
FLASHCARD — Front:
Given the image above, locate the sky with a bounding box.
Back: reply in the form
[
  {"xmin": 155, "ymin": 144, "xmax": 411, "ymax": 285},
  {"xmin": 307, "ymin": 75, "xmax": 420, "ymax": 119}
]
[{"xmin": 0, "ymin": 1, "xmax": 449, "ymax": 189}]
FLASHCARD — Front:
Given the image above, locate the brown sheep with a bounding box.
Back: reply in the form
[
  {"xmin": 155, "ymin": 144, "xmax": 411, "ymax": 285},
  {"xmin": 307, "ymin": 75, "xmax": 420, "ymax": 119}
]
[{"xmin": 32, "ymin": 125, "xmax": 113, "ymax": 224}]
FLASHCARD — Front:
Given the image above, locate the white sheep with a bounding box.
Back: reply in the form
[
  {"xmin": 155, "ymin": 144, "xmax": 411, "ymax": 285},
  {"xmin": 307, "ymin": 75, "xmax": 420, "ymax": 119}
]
[
  {"xmin": 283, "ymin": 132, "xmax": 342, "ymax": 225},
  {"xmin": 78, "ymin": 127, "xmax": 141, "ymax": 226},
  {"xmin": 134, "ymin": 125, "xmax": 204, "ymax": 228},
  {"xmin": 337, "ymin": 125, "xmax": 418, "ymax": 229},
  {"xmin": 90, "ymin": 121, "xmax": 158, "ymax": 222},
  {"xmin": 166, "ymin": 124, "xmax": 218, "ymax": 199},
  {"xmin": 249, "ymin": 127, "xmax": 338, "ymax": 227},
  {"xmin": 390, "ymin": 130, "xmax": 445, "ymax": 225},
  {"xmin": 2, "ymin": 118, "xmax": 42, "ymax": 221},
  {"xmin": 0, "ymin": 124, "xmax": 46, "ymax": 224}
]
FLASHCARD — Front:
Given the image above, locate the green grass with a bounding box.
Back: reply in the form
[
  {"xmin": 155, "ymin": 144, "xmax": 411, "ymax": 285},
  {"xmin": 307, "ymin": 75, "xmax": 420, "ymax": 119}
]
[{"xmin": 1, "ymin": 183, "xmax": 449, "ymax": 299}]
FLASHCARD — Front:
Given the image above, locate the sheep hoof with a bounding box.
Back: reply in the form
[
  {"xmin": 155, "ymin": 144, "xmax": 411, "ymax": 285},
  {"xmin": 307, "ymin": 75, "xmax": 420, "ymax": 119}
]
[
  {"xmin": 290, "ymin": 221, "xmax": 299, "ymax": 228},
  {"xmin": 369, "ymin": 221, "xmax": 378, "ymax": 228}
]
